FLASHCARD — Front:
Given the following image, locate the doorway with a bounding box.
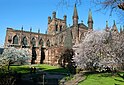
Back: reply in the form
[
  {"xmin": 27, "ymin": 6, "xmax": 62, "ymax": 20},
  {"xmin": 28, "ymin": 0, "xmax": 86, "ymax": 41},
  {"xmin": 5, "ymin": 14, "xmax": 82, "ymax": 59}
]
[
  {"xmin": 40, "ymin": 47, "xmax": 45, "ymax": 64},
  {"xmin": 31, "ymin": 46, "xmax": 37, "ymax": 64}
]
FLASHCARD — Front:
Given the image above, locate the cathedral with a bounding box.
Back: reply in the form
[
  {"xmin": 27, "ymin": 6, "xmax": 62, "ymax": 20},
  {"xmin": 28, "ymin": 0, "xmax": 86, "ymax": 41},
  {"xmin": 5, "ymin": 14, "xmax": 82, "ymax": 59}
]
[{"xmin": 4, "ymin": 4, "xmax": 118, "ymax": 65}]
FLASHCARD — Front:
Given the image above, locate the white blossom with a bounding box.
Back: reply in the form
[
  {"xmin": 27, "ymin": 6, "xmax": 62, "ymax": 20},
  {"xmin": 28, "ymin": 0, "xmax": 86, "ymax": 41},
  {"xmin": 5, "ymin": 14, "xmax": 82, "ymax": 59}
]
[
  {"xmin": 0, "ymin": 47, "xmax": 31, "ymax": 67},
  {"xmin": 73, "ymin": 30, "xmax": 124, "ymax": 71}
]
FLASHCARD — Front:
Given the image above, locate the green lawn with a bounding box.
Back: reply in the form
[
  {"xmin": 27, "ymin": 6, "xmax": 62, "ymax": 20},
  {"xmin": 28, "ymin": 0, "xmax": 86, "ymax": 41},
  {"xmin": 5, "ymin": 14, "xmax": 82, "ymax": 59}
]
[
  {"xmin": 10, "ymin": 65, "xmax": 30, "ymax": 73},
  {"xmin": 10, "ymin": 64, "xmax": 69, "ymax": 74},
  {"xmin": 36, "ymin": 64, "xmax": 69, "ymax": 73},
  {"xmin": 79, "ymin": 73, "xmax": 124, "ymax": 85}
]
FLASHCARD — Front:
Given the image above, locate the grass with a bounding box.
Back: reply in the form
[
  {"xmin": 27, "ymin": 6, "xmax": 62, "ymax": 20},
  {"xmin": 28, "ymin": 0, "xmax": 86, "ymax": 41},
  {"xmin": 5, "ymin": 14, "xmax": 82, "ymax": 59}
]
[
  {"xmin": 10, "ymin": 64, "xmax": 69, "ymax": 74},
  {"xmin": 10, "ymin": 65, "xmax": 30, "ymax": 73},
  {"xmin": 79, "ymin": 72, "xmax": 124, "ymax": 85}
]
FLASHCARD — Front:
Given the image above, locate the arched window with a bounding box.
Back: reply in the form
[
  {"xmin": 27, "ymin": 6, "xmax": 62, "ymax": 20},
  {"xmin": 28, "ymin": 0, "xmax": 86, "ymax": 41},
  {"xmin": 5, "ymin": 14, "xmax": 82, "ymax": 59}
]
[
  {"xmin": 39, "ymin": 38, "xmax": 44, "ymax": 47},
  {"xmin": 22, "ymin": 37, "xmax": 27, "ymax": 46},
  {"xmin": 13, "ymin": 35, "xmax": 18, "ymax": 44},
  {"xmin": 31, "ymin": 37, "xmax": 36, "ymax": 47},
  {"xmin": 60, "ymin": 35, "xmax": 63, "ymax": 44},
  {"xmin": 56, "ymin": 24, "xmax": 58, "ymax": 31},
  {"xmin": 60, "ymin": 25, "xmax": 62, "ymax": 32},
  {"xmin": 46, "ymin": 39, "xmax": 50, "ymax": 47}
]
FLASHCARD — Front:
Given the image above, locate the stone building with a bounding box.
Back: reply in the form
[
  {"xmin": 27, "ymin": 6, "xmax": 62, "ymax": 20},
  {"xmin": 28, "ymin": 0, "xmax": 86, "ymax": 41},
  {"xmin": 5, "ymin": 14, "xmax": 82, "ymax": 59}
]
[{"xmin": 4, "ymin": 4, "xmax": 93, "ymax": 65}]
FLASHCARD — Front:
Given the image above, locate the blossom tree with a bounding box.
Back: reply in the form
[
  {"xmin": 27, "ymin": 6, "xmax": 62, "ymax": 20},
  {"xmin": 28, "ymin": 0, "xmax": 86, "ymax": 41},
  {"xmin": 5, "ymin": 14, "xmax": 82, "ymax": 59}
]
[
  {"xmin": 0, "ymin": 47, "xmax": 31, "ymax": 71},
  {"xmin": 73, "ymin": 30, "xmax": 124, "ymax": 71}
]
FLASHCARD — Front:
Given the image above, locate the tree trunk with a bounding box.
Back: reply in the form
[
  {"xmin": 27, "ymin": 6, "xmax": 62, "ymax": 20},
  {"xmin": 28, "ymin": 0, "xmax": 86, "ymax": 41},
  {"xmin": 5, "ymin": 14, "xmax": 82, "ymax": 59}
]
[{"xmin": 7, "ymin": 61, "xmax": 10, "ymax": 71}]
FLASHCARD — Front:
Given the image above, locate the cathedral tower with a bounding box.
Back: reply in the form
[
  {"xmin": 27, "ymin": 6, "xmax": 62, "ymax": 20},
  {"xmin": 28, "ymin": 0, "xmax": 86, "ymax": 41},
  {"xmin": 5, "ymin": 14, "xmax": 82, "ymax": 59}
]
[
  {"xmin": 72, "ymin": 4, "xmax": 79, "ymax": 44},
  {"xmin": 105, "ymin": 21, "xmax": 110, "ymax": 31},
  {"xmin": 47, "ymin": 11, "xmax": 67, "ymax": 35},
  {"xmin": 112, "ymin": 20, "xmax": 118, "ymax": 32},
  {"xmin": 73, "ymin": 4, "xmax": 78, "ymax": 26},
  {"xmin": 87, "ymin": 9, "xmax": 93, "ymax": 30}
]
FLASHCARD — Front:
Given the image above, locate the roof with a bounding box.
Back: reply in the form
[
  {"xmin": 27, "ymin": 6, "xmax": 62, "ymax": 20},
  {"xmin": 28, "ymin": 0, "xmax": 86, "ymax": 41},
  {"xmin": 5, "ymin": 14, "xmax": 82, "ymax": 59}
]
[
  {"xmin": 78, "ymin": 23, "xmax": 88, "ymax": 29},
  {"xmin": 73, "ymin": 4, "xmax": 78, "ymax": 17},
  {"xmin": 69, "ymin": 23, "xmax": 88, "ymax": 30}
]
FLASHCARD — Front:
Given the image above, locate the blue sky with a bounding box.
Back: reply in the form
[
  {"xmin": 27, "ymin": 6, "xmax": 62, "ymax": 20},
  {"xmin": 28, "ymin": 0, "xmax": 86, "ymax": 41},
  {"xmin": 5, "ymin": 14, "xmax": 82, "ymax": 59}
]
[{"xmin": 0, "ymin": 0, "xmax": 121, "ymax": 46}]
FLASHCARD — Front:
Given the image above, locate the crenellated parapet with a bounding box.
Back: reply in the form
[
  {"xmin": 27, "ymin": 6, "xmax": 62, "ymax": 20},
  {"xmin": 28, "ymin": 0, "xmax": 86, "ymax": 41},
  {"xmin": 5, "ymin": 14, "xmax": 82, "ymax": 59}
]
[{"xmin": 47, "ymin": 11, "xmax": 67, "ymax": 35}]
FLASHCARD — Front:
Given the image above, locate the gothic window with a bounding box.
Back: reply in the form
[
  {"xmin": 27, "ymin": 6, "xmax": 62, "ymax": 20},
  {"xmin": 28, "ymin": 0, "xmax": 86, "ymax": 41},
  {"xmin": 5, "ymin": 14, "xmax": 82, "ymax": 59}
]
[
  {"xmin": 59, "ymin": 35, "xmax": 63, "ymax": 44},
  {"xmin": 13, "ymin": 35, "xmax": 18, "ymax": 44},
  {"xmin": 54, "ymin": 37, "xmax": 57, "ymax": 46},
  {"xmin": 46, "ymin": 39, "xmax": 50, "ymax": 47},
  {"xmin": 71, "ymin": 31, "xmax": 73, "ymax": 39},
  {"xmin": 39, "ymin": 38, "xmax": 44, "ymax": 47},
  {"xmin": 31, "ymin": 37, "xmax": 36, "ymax": 47},
  {"xmin": 8, "ymin": 35, "xmax": 12, "ymax": 43},
  {"xmin": 60, "ymin": 25, "xmax": 62, "ymax": 32},
  {"xmin": 80, "ymin": 33, "xmax": 85, "ymax": 41},
  {"xmin": 56, "ymin": 24, "xmax": 58, "ymax": 31},
  {"xmin": 22, "ymin": 37, "xmax": 27, "ymax": 46}
]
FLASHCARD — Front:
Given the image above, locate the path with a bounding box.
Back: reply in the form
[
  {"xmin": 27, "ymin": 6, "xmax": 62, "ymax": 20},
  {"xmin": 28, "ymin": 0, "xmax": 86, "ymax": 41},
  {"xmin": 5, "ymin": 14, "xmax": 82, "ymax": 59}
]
[
  {"xmin": 18, "ymin": 65, "xmax": 86, "ymax": 85},
  {"xmin": 62, "ymin": 73, "xmax": 85, "ymax": 85},
  {"xmin": 20, "ymin": 66, "xmax": 67, "ymax": 85}
]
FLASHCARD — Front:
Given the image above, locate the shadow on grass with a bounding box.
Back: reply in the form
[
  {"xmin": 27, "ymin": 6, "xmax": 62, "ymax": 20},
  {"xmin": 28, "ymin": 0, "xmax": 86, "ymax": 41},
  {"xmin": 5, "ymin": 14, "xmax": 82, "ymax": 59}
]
[
  {"xmin": 114, "ymin": 72, "xmax": 124, "ymax": 85},
  {"xmin": 83, "ymin": 71, "xmax": 117, "ymax": 77},
  {"xmin": 114, "ymin": 79, "xmax": 124, "ymax": 82},
  {"xmin": 11, "ymin": 66, "xmax": 30, "ymax": 74},
  {"xmin": 98, "ymin": 73, "xmax": 115, "ymax": 77},
  {"xmin": 5, "ymin": 65, "xmax": 72, "ymax": 85},
  {"xmin": 43, "ymin": 67, "xmax": 70, "ymax": 74}
]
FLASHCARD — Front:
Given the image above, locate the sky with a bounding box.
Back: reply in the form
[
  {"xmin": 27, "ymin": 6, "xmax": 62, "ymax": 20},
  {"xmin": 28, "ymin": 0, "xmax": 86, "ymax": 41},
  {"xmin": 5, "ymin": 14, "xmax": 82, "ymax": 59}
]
[{"xmin": 0, "ymin": 0, "xmax": 121, "ymax": 47}]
